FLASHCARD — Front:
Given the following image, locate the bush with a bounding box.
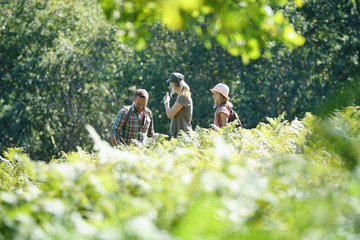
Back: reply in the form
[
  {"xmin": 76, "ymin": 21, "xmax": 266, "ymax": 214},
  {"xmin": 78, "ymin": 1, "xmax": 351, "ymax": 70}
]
[{"xmin": 1, "ymin": 107, "xmax": 360, "ymax": 239}]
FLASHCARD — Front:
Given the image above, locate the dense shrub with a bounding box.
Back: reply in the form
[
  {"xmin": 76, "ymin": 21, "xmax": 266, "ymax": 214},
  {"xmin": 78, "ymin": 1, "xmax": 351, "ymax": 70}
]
[{"xmin": 1, "ymin": 107, "xmax": 359, "ymax": 239}]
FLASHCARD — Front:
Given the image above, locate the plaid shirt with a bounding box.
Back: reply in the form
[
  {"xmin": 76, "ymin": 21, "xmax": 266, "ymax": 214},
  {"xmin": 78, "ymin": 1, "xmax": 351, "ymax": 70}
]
[{"xmin": 111, "ymin": 104, "xmax": 155, "ymax": 145}]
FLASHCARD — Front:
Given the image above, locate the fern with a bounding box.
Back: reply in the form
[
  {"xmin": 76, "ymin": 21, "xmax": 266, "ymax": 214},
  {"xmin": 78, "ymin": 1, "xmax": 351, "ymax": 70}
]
[{"xmin": 0, "ymin": 107, "xmax": 360, "ymax": 239}]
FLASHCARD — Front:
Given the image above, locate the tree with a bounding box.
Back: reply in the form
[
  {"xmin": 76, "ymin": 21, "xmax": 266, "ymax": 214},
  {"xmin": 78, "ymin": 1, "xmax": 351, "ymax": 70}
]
[
  {"xmin": 98, "ymin": 0, "xmax": 305, "ymax": 63},
  {"xmin": 1, "ymin": 0, "xmax": 359, "ymax": 160},
  {"xmin": 0, "ymin": 0, "xmax": 126, "ymax": 159},
  {"xmin": 238, "ymin": 0, "xmax": 360, "ymax": 123}
]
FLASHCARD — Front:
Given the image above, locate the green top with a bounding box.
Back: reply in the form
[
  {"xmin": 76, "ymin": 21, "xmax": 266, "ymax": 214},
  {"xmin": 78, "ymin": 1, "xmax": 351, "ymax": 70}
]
[{"xmin": 169, "ymin": 94, "xmax": 193, "ymax": 137}]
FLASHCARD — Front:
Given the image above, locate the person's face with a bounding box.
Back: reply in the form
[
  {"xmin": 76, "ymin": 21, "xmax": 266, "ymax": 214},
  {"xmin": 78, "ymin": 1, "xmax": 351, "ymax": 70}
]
[
  {"xmin": 213, "ymin": 92, "xmax": 222, "ymax": 103},
  {"xmin": 133, "ymin": 96, "xmax": 147, "ymax": 113},
  {"xmin": 169, "ymin": 82, "xmax": 175, "ymax": 90}
]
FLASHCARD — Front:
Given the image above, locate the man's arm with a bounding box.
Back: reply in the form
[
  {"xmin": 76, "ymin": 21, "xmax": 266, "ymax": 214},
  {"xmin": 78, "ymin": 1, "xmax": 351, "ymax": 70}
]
[
  {"xmin": 110, "ymin": 108, "xmax": 128, "ymax": 146},
  {"xmin": 110, "ymin": 133, "xmax": 118, "ymax": 146}
]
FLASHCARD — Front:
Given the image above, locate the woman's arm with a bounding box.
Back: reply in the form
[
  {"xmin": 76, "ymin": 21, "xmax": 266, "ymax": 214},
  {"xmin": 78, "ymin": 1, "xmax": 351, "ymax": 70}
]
[
  {"xmin": 164, "ymin": 101, "xmax": 184, "ymax": 118},
  {"xmin": 147, "ymin": 112, "xmax": 155, "ymax": 138},
  {"xmin": 218, "ymin": 112, "xmax": 228, "ymax": 127}
]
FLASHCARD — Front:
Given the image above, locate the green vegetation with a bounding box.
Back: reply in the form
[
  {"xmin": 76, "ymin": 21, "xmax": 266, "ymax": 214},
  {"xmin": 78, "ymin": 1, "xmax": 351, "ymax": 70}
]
[
  {"xmin": 99, "ymin": 0, "xmax": 306, "ymax": 63},
  {"xmin": 1, "ymin": 107, "xmax": 360, "ymax": 239},
  {"xmin": 1, "ymin": 0, "xmax": 359, "ymax": 159},
  {"xmin": 1, "ymin": 0, "xmax": 360, "ymax": 237}
]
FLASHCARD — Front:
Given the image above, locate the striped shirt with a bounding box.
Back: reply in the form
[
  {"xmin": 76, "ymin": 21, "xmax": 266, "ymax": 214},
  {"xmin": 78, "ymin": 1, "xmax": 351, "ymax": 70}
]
[
  {"xmin": 111, "ymin": 104, "xmax": 154, "ymax": 145},
  {"xmin": 214, "ymin": 105, "xmax": 231, "ymax": 127}
]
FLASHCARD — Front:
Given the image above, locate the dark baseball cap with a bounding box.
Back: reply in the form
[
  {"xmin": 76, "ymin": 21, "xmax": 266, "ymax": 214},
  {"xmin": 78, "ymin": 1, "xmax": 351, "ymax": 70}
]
[{"xmin": 167, "ymin": 72, "xmax": 185, "ymax": 84}]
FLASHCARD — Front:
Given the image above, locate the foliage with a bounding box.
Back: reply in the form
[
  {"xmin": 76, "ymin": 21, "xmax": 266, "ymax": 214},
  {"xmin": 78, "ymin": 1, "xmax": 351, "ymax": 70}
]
[
  {"xmin": 236, "ymin": 0, "xmax": 360, "ymax": 125},
  {"xmin": 1, "ymin": 0, "xmax": 359, "ymax": 161},
  {"xmin": 1, "ymin": 107, "xmax": 360, "ymax": 239},
  {"xmin": 98, "ymin": 0, "xmax": 305, "ymax": 63},
  {"xmin": 99, "ymin": 0, "xmax": 360, "ymax": 134},
  {"xmin": 0, "ymin": 0, "xmax": 127, "ymax": 159}
]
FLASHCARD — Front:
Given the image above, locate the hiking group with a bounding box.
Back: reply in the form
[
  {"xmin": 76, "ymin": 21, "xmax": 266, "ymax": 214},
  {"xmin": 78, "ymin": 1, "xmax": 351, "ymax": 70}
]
[{"xmin": 110, "ymin": 72, "xmax": 242, "ymax": 146}]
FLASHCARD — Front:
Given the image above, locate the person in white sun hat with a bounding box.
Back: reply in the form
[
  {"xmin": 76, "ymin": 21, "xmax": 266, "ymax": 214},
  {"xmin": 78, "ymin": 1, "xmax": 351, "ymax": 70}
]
[{"xmin": 210, "ymin": 83, "xmax": 234, "ymax": 130}]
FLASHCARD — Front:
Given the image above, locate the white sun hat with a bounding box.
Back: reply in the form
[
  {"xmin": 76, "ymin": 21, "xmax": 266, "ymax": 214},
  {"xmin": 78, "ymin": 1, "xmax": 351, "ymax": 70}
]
[{"xmin": 210, "ymin": 83, "xmax": 230, "ymax": 100}]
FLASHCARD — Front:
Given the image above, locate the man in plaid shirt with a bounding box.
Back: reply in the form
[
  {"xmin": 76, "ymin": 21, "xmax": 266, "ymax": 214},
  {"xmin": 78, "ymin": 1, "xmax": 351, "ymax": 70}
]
[{"xmin": 110, "ymin": 89, "xmax": 155, "ymax": 146}]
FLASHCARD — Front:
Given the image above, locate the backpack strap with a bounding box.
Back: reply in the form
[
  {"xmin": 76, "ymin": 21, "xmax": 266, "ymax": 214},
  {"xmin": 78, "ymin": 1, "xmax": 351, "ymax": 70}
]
[{"xmin": 123, "ymin": 106, "xmax": 132, "ymax": 126}]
